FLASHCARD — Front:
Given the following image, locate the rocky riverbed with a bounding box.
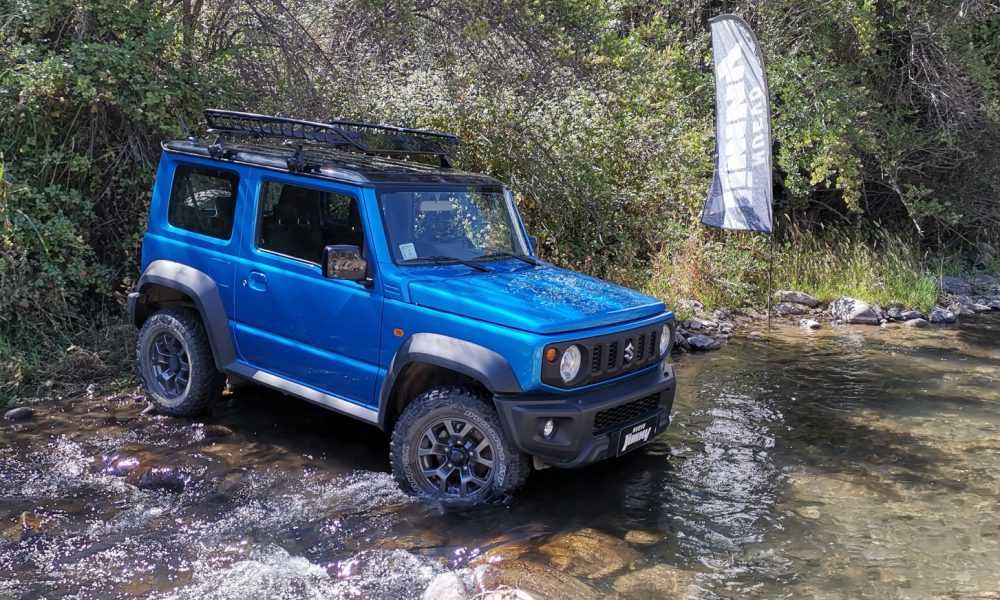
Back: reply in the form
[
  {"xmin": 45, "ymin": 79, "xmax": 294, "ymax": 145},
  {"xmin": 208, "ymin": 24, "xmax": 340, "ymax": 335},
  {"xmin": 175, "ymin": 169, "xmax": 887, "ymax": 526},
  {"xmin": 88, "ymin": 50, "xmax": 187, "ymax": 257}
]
[
  {"xmin": 671, "ymin": 271, "xmax": 1000, "ymax": 354},
  {"xmin": 3, "ymin": 315, "xmax": 1000, "ymax": 598}
]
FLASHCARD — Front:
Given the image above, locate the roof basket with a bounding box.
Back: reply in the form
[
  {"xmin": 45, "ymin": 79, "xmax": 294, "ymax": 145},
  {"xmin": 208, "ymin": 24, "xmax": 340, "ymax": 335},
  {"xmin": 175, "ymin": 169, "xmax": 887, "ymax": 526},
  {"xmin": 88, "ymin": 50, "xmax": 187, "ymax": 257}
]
[{"xmin": 204, "ymin": 109, "xmax": 460, "ymax": 167}]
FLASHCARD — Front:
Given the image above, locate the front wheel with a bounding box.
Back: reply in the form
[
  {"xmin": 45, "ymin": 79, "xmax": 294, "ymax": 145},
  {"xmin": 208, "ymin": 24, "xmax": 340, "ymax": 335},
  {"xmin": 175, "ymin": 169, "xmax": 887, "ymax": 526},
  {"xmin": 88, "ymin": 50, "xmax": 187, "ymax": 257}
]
[{"xmin": 390, "ymin": 386, "xmax": 530, "ymax": 503}]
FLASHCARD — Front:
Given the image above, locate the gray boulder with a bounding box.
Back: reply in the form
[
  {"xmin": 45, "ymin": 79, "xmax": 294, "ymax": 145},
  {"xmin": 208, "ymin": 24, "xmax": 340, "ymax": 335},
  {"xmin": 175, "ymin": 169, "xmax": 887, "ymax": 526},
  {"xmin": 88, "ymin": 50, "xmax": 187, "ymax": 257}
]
[
  {"xmin": 899, "ymin": 309, "xmax": 924, "ymax": 321},
  {"xmin": 686, "ymin": 334, "xmax": 722, "ymax": 351},
  {"xmin": 830, "ymin": 297, "xmax": 881, "ymax": 325},
  {"xmin": 990, "ymin": 299, "xmax": 1000, "ymax": 311},
  {"xmin": 929, "ymin": 307, "xmax": 957, "ymax": 324},
  {"xmin": 885, "ymin": 306, "xmax": 904, "ymax": 321},
  {"xmin": 422, "ymin": 572, "xmax": 468, "ymax": 600},
  {"xmin": 903, "ymin": 318, "xmax": 929, "ymax": 328},
  {"xmin": 774, "ymin": 302, "xmax": 808, "ymax": 316},
  {"xmin": 972, "ymin": 273, "xmax": 998, "ymax": 293},
  {"xmin": 939, "ymin": 276, "xmax": 972, "ymax": 295},
  {"xmin": 948, "ymin": 302, "xmax": 975, "ymax": 317},
  {"xmin": 778, "ymin": 290, "xmax": 820, "ymax": 307},
  {"xmin": 4, "ymin": 407, "xmax": 34, "ymax": 421},
  {"xmin": 969, "ymin": 303, "xmax": 992, "ymax": 313}
]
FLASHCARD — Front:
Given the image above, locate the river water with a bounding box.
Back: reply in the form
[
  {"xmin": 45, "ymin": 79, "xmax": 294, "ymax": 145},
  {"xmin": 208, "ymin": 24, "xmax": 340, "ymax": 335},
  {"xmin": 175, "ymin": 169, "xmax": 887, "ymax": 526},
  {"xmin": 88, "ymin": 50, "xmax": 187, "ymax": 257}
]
[{"xmin": 2, "ymin": 317, "xmax": 999, "ymax": 599}]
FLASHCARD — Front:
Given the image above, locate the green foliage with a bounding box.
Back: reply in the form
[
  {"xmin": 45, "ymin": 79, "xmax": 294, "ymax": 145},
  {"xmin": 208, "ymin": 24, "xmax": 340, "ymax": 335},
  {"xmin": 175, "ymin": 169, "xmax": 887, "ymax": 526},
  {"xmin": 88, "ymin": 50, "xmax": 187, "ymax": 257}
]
[
  {"xmin": 646, "ymin": 227, "xmax": 940, "ymax": 313},
  {"xmin": 0, "ymin": 0, "xmax": 998, "ymax": 393}
]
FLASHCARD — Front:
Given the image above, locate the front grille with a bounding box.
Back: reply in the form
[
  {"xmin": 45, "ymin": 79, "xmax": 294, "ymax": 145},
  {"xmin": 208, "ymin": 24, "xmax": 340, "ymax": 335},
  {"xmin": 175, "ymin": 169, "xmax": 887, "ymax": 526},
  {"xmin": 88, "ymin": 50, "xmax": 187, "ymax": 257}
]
[
  {"xmin": 541, "ymin": 321, "xmax": 670, "ymax": 388},
  {"xmin": 586, "ymin": 325, "xmax": 662, "ymax": 384},
  {"xmin": 593, "ymin": 393, "xmax": 661, "ymax": 434}
]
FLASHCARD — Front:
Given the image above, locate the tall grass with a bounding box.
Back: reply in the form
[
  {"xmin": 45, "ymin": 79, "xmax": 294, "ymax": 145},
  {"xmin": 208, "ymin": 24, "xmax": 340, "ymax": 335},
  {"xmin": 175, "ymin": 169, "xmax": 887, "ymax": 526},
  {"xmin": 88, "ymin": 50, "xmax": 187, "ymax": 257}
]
[{"xmin": 645, "ymin": 226, "xmax": 941, "ymax": 313}]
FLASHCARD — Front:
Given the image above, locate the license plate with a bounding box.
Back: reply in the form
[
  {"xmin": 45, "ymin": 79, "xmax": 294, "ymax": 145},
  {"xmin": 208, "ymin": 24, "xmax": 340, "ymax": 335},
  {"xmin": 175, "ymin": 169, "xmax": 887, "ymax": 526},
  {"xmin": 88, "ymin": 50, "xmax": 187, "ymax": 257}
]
[{"xmin": 618, "ymin": 416, "xmax": 657, "ymax": 455}]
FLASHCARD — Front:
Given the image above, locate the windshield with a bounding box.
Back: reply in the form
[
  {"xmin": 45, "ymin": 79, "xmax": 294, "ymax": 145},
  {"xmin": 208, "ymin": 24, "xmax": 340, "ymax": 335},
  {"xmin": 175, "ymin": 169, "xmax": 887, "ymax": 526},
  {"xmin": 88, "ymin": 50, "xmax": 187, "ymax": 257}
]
[{"xmin": 378, "ymin": 187, "xmax": 528, "ymax": 263}]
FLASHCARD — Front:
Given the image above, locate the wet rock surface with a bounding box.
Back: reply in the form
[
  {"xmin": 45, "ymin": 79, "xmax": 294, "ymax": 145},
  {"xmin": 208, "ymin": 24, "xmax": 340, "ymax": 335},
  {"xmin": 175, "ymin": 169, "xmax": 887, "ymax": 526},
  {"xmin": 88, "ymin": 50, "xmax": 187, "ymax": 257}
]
[
  {"xmin": 538, "ymin": 527, "xmax": 642, "ymax": 579},
  {"xmin": 685, "ymin": 334, "xmax": 722, "ymax": 352},
  {"xmin": 4, "ymin": 406, "xmax": 34, "ymax": 421},
  {"xmin": 3, "ymin": 315, "xmax": 1000, "ymax": 599},
  {"xmin": 612, "ymin": 564, "xmax": 692, "ymax": 599}
]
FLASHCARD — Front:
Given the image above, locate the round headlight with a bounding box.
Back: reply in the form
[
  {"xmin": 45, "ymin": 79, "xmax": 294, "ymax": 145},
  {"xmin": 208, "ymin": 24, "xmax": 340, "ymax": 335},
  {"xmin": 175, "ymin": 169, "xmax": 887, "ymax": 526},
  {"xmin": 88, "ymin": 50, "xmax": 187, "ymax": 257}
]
[
  {"xmin": 559, "ymin": 345, "xmax": 582, "ymax": 383},
  {"xmin": 659, "ymin": 323, "xmax": 672, "ymax": 356}
]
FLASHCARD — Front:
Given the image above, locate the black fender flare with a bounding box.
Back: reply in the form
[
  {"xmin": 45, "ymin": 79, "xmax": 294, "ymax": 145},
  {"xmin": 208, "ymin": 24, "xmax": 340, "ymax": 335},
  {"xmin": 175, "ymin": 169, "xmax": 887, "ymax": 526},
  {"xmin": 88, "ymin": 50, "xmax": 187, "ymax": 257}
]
[
  {"xmin": 377, "ymin": 333, "xmax": 522, "ymax": 429},
  {"xmin": 134, "ymin": 260, "xmax": 236, "ymax": 370}
]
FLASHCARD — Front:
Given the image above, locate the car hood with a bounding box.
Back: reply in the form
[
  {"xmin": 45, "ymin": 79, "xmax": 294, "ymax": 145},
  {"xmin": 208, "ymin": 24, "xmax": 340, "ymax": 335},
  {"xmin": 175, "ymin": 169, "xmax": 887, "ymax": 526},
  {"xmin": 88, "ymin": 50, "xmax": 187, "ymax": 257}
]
[{"xmin": 408, "ymin": 266, "xmax": 666, "ymax": 334}]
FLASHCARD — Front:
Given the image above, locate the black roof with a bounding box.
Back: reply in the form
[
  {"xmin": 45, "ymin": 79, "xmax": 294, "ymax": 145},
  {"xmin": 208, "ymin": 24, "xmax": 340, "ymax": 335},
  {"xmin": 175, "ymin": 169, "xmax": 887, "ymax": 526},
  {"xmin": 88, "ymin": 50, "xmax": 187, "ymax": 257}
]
[
  {"xmin": 162, "ymin": 140, "xmax": 504, "ymax": 187},
  {"xmin": 161, "ymin": 109, "xmax": 504, "ymax": 188}
]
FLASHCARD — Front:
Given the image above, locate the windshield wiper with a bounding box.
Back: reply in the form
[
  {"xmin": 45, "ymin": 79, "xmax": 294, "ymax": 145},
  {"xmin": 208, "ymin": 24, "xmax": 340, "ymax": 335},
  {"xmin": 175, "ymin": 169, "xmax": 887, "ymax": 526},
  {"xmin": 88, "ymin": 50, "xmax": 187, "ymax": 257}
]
[
  {"xmin": 475, "ymin": 251, "xmax": 540, "ymax": 266},
  {"xmin": 400, "ymin": 255, "xmax": 490, "ymax": 272}
]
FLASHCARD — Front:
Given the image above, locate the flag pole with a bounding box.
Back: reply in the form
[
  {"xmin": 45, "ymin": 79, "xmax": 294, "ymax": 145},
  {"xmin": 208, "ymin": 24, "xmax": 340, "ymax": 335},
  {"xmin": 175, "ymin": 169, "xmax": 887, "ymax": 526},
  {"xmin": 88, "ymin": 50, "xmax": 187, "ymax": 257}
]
[{"xmin": 767, "ymin": 231, "xmax": 774, "ymax": 330}]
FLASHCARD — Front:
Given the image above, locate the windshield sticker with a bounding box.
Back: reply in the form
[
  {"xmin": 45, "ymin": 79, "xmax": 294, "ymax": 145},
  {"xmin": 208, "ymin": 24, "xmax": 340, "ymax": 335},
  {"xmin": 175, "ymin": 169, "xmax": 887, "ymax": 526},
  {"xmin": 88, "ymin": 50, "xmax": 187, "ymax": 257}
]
[{"xmin": 399, "ymin": 243, "xmax": 417, "ymax": 260}]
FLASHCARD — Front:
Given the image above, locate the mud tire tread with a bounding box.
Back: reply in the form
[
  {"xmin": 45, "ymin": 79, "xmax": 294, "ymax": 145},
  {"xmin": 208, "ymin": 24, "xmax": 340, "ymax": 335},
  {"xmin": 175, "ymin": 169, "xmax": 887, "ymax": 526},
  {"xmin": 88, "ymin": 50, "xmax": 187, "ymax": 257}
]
[
  {"xmin": 136, "ymin": 307, "xmax": 223, "ymax": 416},
  {"xmin": 390, "ymin": 386, "xmax": 530, "ymax": 503}
]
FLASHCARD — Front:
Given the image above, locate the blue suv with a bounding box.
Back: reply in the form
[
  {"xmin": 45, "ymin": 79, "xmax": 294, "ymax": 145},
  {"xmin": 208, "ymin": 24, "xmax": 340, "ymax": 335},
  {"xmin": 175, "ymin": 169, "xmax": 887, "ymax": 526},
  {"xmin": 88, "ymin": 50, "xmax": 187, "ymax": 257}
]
[{"xmin": 128, "ymin": 110, "xmax": 677, "ymax": 502}]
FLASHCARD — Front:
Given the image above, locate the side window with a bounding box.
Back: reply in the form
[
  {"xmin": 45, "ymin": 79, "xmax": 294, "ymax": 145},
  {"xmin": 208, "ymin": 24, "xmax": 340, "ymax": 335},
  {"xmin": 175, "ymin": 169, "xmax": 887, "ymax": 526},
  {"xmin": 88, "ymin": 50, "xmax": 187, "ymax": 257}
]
[
  {"xmin": 257, "ymin": 181, "xmax": 364, "ymax": 264},
  {"xmin": 168, "ymin": 165, "xmax": 239, "ymax": 240}
]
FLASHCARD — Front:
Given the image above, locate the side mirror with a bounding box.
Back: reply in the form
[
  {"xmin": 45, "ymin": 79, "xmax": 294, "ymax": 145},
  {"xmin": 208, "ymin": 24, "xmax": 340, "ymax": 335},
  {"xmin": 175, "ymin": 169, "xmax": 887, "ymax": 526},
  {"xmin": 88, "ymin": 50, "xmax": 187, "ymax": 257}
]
[
  {"xmin": 529, "ymin": 235, "xmax": 539, "ymax": 254},
  {"xmin": 322, "ymin": 245, "xmax": 367, "ymax": 283}
]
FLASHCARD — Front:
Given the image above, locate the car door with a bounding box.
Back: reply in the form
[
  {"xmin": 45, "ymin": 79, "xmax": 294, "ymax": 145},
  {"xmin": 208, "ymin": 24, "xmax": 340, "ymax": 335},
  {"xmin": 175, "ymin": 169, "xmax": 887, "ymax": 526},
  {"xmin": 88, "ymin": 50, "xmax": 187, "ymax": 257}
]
[{"xmin": 233, "ymin": 174, "xmax": 383, "ymax": 410}]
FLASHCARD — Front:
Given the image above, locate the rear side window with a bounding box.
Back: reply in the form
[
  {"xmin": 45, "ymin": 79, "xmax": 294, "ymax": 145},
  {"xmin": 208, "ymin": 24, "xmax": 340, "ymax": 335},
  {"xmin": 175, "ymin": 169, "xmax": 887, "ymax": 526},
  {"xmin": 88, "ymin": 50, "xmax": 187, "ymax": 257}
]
[
  {"xmin": 257, "ymin": 181, "xmax": 364, "ymax": 264},
  {"xmin": 168, "ymin": 165, "xmax": 239, "ymax": 240}
]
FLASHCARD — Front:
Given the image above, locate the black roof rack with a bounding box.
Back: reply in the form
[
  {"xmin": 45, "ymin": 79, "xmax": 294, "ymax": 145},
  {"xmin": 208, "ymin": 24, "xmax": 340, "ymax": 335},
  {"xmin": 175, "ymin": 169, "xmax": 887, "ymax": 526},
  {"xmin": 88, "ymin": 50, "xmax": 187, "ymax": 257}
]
[{"xmin": 204, "ymin": 109, "xmax": 460, "ymax": 168}]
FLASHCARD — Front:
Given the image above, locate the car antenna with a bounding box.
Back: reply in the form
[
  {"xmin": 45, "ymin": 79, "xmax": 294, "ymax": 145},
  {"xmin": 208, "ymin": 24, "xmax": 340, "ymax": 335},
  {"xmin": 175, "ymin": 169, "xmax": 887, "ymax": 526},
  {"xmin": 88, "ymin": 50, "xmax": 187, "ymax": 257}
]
[{"xmin": 179, "ymin": 115, "xmax": 195, "ymax": 142}]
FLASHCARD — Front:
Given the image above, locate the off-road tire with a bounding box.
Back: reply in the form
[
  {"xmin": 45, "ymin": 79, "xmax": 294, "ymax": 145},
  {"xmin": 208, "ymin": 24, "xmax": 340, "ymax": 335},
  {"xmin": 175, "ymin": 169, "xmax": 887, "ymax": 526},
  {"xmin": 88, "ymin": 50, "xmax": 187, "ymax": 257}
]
[
  {"xmin": 136, "ymin": 307, "xmax": 224, "ymax": 416},
  {"xmin": 390, "ymin": 386, "xmax": 530, "ymax": 503}
]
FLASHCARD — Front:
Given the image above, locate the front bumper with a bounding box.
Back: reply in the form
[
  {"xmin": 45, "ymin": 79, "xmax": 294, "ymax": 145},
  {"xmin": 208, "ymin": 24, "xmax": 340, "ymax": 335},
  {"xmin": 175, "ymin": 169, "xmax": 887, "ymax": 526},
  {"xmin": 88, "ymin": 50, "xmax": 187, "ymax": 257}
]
[{"xmin": 493, "ymin": 362, "xmax": 676, "ymax": 468}]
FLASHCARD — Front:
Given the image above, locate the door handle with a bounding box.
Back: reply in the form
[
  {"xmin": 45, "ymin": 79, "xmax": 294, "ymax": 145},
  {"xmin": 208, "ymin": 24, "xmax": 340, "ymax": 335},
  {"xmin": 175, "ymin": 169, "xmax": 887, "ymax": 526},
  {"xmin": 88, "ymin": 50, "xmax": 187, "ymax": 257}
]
[{"xmin": 247, "ymin": 270, "xmax": 268, "ymax": 292}]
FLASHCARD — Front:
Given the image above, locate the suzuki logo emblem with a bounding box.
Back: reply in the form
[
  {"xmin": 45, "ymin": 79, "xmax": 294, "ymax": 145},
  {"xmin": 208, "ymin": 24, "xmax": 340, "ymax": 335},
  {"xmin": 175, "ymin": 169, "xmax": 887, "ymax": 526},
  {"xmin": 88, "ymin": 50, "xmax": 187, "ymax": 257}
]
[{"xmin": 623, "ymin": 340, "xmax": 635, "ymax": 362}]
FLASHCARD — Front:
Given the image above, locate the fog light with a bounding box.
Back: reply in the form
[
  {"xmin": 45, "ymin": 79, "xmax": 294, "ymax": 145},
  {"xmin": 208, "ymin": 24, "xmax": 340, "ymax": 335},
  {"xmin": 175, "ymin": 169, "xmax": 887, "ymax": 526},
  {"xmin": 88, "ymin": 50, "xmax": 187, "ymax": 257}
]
[{"xmin": 542, "ymin": 418, "xmax": 556, "ymax": 439}]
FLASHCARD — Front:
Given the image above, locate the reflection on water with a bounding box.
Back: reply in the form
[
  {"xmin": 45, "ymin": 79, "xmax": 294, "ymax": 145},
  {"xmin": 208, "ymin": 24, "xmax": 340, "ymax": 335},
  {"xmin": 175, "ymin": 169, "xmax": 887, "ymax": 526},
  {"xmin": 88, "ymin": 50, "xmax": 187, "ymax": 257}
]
[{"xmin": 2, "ymin": 316, "xmax": 999, "ymax": 598}]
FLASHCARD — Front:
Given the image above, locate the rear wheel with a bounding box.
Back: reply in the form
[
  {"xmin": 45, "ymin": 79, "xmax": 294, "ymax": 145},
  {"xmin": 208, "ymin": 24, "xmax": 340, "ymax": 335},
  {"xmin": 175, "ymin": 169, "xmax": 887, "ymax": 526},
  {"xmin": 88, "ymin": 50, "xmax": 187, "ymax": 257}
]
[
  {"xmin": 136, "ymin": 307, "xmax": 224, "ymax": 416},
  {"xmin": 390, "ymin": 386, "xmax": 530, "ymax": 503}
]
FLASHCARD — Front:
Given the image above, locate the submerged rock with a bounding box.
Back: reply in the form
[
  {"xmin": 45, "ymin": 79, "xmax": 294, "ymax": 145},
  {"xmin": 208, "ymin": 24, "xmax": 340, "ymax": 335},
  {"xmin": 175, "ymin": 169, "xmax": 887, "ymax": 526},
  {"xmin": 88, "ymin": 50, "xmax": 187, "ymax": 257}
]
[
  {"xmin": 830, "ymin": 297, "xmax": 881, "ymax": 325},
  {"xmin": 903, "ymin": 318, "xmax": 930, "ymax": 328},
  {"xmin": 778, "ymin": 290, "xmax": 819, "ymax": 307},
  {"xmin": 686, "ymin": 334, "xmax": 721, "ymax": 352},
  {"xmin": 774, "ymin": 302, "xmax": 808, "ymax": 316},
  {"xmin": 799, "ymin": 319, "xmax": 821, "ymax": 330},
  {"xmin": 4, "ymin": 407, "xmax": 34, "ymax": 421},
  {"xmin": 202, "ymin": 424, "xmax": 235, "ymax": 440},
  {"xmin": 133, "ymin": 466, "xmax": 189, "ymax": 492},
  {"xmin": 538, "ymin": 528, "xmax": 642, "ymax": 579},
  {"xmin": 612, "ymin": 564, "xmax": 692, "ymax": 599},
  {"xmin": 929, "ymin": 307, "xmax": 958, "ymax": 324},
  {"xmin": 624, "ymin": 530, "xmax": 662, "ymax": 546},
  {"xmin": 469, "ymin": 541, "xmax": 532, "ymax": 566},
  {"xmin": 475, "ymin": 561, "xmax": 598, "ymax": 600}
]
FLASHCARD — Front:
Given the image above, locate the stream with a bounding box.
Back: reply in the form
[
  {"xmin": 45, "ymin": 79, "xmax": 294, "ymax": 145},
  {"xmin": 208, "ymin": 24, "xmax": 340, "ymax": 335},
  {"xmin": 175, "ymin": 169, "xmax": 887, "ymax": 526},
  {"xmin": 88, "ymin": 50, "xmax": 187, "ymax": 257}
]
[{"xmin": 2, "ymin": 316, "xmax": 999, "ymax": 599}]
